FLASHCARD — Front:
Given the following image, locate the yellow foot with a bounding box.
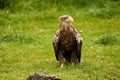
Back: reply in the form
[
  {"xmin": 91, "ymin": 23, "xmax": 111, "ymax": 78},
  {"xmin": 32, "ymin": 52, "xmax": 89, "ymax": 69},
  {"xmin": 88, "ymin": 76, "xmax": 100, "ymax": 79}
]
[
  {"xmin": 71, "ymin": 63, "xmax": 75, "ymax": 65},
  {"xmin": 60, "ymin": 63, "xmax": 64, "ymax": 68}
]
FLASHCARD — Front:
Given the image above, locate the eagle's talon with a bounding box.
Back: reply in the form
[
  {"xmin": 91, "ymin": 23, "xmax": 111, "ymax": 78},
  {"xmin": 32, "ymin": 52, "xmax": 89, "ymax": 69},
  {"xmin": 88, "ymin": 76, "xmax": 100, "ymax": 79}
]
[{"xmin": 60, "ymin": 63, "xmax": 64, "ymax": 68}]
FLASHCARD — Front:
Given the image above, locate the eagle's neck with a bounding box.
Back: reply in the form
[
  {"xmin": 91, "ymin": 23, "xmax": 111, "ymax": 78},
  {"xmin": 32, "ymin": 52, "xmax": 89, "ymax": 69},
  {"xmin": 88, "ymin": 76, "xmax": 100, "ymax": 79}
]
[{"xmin": 60, "ymin": 22, "xmax": 72, "ymax": 30}]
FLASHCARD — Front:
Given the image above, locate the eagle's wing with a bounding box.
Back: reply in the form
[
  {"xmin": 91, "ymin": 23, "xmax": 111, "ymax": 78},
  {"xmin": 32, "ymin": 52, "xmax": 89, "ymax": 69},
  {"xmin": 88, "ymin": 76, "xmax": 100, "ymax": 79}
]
[
  {"xmin": 75, "ymin": 29, "xmax": 82, "ymax": 63},
  {"xmin": 53, "ymin": 29, "xmax": 60, "ymax": 61}
]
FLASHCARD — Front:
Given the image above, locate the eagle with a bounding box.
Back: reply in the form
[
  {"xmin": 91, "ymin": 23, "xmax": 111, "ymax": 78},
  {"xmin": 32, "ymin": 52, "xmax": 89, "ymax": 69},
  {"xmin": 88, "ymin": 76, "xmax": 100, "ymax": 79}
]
[{"xmin": 53, "ymin": 15, "xmax": 82, "ymax": 68}]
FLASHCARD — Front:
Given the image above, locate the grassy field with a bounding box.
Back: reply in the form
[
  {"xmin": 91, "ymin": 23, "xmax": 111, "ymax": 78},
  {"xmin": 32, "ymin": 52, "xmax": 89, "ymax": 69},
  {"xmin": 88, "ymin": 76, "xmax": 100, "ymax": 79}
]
[{"xmin": 0, "ymin": 0, "xmax": 120, "ymax": 80}]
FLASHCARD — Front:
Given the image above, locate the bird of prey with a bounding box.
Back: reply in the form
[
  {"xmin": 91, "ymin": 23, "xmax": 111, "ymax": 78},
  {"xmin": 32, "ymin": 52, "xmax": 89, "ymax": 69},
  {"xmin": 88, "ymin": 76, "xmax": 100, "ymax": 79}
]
[{"xmin": 53, "ymin": 15, "xmax": 82, "ymax": 68}]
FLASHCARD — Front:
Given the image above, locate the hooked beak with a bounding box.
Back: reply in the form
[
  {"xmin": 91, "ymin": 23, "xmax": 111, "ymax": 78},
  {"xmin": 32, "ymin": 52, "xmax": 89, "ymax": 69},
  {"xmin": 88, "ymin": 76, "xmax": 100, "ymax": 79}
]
[{"xmin": 65, "ymin": 16, "xmax": 74, "ymax": 22}]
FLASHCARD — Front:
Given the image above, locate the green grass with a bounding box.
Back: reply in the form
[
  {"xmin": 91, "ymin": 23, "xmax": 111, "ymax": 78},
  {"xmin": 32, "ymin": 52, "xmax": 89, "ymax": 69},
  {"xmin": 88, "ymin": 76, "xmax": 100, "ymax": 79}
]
[{"xmin": 0, "ymin": 1, "xmax": 120, "ymax": 79}]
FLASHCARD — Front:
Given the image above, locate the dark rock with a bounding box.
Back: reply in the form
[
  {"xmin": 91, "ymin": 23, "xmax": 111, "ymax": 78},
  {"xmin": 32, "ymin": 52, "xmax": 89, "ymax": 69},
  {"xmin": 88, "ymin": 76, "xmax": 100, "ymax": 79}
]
[{"xmin": 26, "ymin": 71, "xmax": 62, "ymax": 80}]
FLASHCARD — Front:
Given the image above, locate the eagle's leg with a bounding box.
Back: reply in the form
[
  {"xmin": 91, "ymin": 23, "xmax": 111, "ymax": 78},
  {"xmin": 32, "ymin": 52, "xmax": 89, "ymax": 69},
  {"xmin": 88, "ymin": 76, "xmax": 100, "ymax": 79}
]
[
  {"xmin": 58, "ymin": 50, "xmax": 64, "ymax": 68},
  {"xmin": 70, "ymin": 50, "xmax": 77, "ymax": 64}
]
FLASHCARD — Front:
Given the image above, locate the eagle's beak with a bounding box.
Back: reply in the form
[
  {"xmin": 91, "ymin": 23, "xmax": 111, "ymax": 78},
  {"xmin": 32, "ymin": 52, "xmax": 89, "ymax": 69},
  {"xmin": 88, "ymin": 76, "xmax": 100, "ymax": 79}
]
[{"xmin": 65, "ymin": 16, "xmax": 74, "ymax": 22}]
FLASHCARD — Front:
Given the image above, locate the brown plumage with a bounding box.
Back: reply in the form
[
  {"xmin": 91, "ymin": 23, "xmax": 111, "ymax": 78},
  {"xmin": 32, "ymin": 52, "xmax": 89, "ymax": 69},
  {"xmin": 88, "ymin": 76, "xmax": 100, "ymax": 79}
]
[{"xmin": 53, "ymin": 15, "xmax": 82, "ymax": 68}]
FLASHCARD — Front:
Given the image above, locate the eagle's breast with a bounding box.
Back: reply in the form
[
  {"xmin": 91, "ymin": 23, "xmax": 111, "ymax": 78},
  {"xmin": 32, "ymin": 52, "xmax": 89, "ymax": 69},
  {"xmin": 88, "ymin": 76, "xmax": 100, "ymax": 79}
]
[{"xmin": 59, "ymin": 26, "xmax": 76, "ymax": 51}]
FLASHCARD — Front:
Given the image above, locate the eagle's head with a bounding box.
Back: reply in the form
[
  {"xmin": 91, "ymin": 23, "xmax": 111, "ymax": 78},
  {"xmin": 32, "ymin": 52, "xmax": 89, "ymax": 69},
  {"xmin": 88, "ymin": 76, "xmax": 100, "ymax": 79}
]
[{"xmin": 59, "ymin": 15, "xmax": 74, "ymax": 27}]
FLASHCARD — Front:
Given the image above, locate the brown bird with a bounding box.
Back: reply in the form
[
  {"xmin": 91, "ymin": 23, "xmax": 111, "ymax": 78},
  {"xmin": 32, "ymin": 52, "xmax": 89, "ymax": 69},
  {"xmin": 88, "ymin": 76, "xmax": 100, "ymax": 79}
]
[{"xmin": 53, "ymin": 15, "xmax": 82, "ymax": 68}]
